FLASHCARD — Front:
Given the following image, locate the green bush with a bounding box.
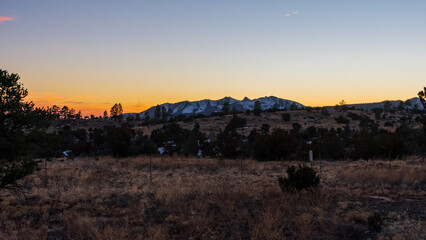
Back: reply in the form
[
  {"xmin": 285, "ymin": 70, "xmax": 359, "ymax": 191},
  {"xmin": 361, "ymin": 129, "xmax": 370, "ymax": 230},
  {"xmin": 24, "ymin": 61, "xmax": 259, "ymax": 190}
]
[{"xmin": 278, "ymin": 165, "xmax": 320, "ymax": 192}]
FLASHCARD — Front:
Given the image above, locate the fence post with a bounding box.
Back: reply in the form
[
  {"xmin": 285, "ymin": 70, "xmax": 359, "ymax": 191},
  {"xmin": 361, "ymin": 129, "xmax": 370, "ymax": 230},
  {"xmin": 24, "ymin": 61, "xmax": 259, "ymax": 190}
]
[
  {"xmin": 43, "ymin": 159, "xmax": 48, "ymax": 187},
  {"xmin": 150, "ymin": 156, "xmax": 152, "ymax": 184}
]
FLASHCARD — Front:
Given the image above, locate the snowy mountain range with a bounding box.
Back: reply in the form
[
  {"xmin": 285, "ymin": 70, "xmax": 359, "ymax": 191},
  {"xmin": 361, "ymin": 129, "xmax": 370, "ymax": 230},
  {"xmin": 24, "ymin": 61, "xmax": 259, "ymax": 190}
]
[
  {"xmin": 134, "ymin": 96, "xmax": 304, "ymax": 118},
  {"xmin": 345, "ymin": 97, "xmax": 424, "ymax": 110},
  {"xmin": 124, "ymin": 96, "xmax": 424, "ymax": 119}
]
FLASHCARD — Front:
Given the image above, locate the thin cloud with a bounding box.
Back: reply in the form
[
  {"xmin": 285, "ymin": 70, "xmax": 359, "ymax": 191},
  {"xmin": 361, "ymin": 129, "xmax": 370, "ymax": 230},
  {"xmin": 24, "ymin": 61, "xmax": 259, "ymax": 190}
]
[
  {"xmin": 285, "ymin": 11, "xmax": 299, "ymax": 17},
  {"xmin": 28, "ymin": 92, "xmax": 65, "ymax": 104},
  {"xmin": 0, "ymin": 16, "xmax": 17, "ymax": 23}
]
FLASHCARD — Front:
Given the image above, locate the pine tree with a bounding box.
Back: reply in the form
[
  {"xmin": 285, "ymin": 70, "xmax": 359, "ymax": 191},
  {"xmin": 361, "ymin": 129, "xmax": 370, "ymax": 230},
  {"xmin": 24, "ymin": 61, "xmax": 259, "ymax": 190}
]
[
  {"xmin": 418, "ymin": 87, "xmax": 426, "ymax": 109},
  {"xmin": 253, "ymin": 100, "xmax": 262, "ymax": 116},
  {"xmin": 417, "ymin": 87, "xmax": 426, "ymax": 138},
  {"xmin": 221, "ymin": 101, "xmax": 230, "ymax": 115},
  {"xmin": 0, "ymin": 69, "xmax": 53, "ymax": 191},
  {"xmin": 110, "ymin": 103, "xmax": 123, "ymax": 120},
  {"xmin": 154, "ymin": 105, "xmax": 161, "ymax": 120},
  {"xmin": 161, "ymin": 106, "xmax": 167, "ymax": 122},
  {"xmin": 60, "ymin": 106, "xmax": 69, "ymax": 119},
  {"xmin": 290, "ymin": 103, "xmax": 298, "ymax": 110}
]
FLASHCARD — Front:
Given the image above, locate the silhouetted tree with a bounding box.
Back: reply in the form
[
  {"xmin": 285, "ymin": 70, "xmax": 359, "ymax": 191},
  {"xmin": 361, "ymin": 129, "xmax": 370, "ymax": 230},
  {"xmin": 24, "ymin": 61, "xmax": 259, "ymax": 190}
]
[
  {"xmin": 110, "ymin": 103, "xmax": 123, "ymax": 120},
  {"xmin": 404, "ymin": 99, "xmax": 412, "ymax": 108},
  {"xmin": 0, "ymin": 69, "xmax": 53, "ymax": 192},
  {"xmin": 224, "ymin": 114, "xmax": 247, "ymax": 132},
  {"xmin": 419, "ymin": 87, "xmax": 426, "ymax": 109},
  {"xmin": 261, "ymin": 124, "xmax": 270, "ymax": 134},
  {"xmin": 221, "ymin": 101, "xmax": 230, "ymax": 115},
  {"xmin": 418, "ymin": 87, "xmax": 426, "ymax": 139},
  {"xmin": 397, "ymin": 101, "xmax": 404, "ymax": 111},
  {"xmin": 161, "ymin": 106, "xmax": 167, "ymax": 122},
  {"xmin": 272, "ymin": 103, "xmax": 279, "ymax": 111},
  {"xmin": 51, "ymin": 105, "xmax": 60, "ymax": 119},
  {"xmin": 105, "ymin": 126, "xmax": 133, "ymax": 157},
  {"xmin": 103, "ymin": 110, "xmax": 108, "ymax": 119},
  {"xmin": 253, "ymin": 100, "xmax": 262, "ymax": 116},
  {"xmin": 75, "ymin": 110, "xmax": 82, "ymax": 119},
  {"xmin": 60, "ymin": 106, "xmax": 69, "ymax": 119},
  {"xmin": 154, "ymin": 105, "xmax": 161, "ymax": 120},
  {"xmin": 67, "ymin": 108, "xmax": 76, "ymax": 119},
  {"xmin": 384, "ymin": 101, "xmax": 392, "ymax": 111},
  {"xmin": 167, "ymin": 108, "xmax": 173, "ymax": 119}
]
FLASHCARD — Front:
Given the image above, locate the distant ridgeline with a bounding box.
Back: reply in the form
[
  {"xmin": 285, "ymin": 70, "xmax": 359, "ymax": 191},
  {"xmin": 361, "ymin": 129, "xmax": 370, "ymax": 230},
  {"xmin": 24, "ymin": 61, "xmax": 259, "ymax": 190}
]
[
  {"xmin": 133, "ymin": 96, "xmax": 304, "ymax": 118},
  {"xmin": 344, "ymin": 97, "xmax": 424, "ymax": 111},
  {"xmin": 125, "ymin": 96, "xmax": 423, "ymax": 118}
]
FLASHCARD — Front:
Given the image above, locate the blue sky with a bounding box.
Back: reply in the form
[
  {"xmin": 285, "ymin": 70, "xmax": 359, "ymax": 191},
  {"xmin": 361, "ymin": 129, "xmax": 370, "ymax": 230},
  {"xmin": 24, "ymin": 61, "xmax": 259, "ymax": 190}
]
[{"xmin": 1, "ymin": 0, "xmax": 425, "ymax": 114}]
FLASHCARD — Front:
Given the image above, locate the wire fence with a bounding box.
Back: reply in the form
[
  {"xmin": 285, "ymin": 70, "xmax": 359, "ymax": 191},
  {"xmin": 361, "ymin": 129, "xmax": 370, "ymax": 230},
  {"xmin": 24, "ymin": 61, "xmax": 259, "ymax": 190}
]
[{"xmin": 36, "ymin": 156, "xmax": 328, "ymax": 189}]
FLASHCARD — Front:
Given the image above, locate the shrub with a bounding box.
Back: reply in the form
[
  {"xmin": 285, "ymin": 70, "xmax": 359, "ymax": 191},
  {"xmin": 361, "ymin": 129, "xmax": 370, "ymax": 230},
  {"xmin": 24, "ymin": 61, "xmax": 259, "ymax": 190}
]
[
  {"xmin": 367, "ymin": 212, "xmax": 383, "ymax": 232},
  {"xmin": 225, "ymin": 114, "xmax": 247, "ymax": 132},
  {"xmin": 278, "ymin": 165, "xmax": 320, "ymax": 192},
  {"xmin": 335, "ymin": 115, "xmax": 350, "ymax": 124},
  {"xmin": 282, "ymin": 113, "xmax": 291, "ymax": 122},
  {"xmin": 321, "ymin": 107, "xmax": 330, "ymax": 116},
  {"xmin": 384, "ymin": 121, "xmax": 394, "ymax": 127},
  {"xmin": 347, "ymin": 111, "xmax": 360, "ymax": 120}
]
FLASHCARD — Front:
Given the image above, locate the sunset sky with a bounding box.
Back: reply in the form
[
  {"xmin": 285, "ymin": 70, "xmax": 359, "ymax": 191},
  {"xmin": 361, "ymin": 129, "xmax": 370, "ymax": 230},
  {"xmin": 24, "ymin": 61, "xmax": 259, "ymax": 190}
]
[{"xmin": 1, "ymin": 0, "xmax": 425, "ymax": 116}]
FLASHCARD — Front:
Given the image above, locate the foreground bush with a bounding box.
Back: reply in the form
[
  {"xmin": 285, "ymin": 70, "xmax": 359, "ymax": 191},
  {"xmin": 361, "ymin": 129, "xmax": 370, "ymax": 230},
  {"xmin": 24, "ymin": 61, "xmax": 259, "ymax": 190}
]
[{"xmin": 279, "ymin": 165, "xmax": 320, "ymax": 192}]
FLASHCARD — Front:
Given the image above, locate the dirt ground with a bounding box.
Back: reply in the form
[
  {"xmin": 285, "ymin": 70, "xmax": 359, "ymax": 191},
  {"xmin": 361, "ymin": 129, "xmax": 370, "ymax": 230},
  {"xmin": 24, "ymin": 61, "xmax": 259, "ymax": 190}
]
[{"xmin": 0, "ymin": 156, "xmax": 425, "ymax": 239}]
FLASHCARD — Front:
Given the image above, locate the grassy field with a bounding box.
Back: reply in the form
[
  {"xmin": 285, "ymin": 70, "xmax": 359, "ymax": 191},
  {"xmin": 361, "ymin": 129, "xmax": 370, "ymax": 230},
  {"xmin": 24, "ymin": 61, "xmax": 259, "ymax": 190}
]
[{"xmin": 1, "ymin": 156, "xmax": 424, "ymax": 239}]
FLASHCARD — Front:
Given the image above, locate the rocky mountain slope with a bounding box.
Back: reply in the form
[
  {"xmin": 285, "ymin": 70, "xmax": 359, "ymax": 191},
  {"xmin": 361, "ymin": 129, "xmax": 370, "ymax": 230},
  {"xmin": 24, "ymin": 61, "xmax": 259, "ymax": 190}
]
[{"xmin": 137, "ymin": 96, "xmax": 304, "ymax": 118}]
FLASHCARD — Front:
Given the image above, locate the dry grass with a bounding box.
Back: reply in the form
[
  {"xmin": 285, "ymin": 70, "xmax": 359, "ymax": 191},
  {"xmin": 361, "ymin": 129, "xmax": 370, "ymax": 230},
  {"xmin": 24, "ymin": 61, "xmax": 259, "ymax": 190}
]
[
  {"xmin": 0, "ymin": 156, "xmax": 425, "ymax": 239},
  {"xmin": 339, "ymin": 160, "xmax": 426, "ymax": 186}
]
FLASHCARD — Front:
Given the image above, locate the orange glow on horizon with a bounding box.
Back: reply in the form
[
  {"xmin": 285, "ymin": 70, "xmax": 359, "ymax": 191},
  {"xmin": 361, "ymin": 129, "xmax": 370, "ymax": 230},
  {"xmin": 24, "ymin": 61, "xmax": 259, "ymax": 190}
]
[
  {"xmin": 27, "ymin": 90, "xmax": 419, "ymax": 117},
  {"xmin": 27, "ymin": 92, "xmax": 150, "ymax": 116}
]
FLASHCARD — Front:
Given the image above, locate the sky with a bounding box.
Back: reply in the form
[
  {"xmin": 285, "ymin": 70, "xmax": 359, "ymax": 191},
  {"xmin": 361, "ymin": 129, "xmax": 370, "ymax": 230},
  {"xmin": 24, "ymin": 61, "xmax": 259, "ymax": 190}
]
[{"xmin": 1, "ymin": 0, "xmax": 425, "ymax": 116}]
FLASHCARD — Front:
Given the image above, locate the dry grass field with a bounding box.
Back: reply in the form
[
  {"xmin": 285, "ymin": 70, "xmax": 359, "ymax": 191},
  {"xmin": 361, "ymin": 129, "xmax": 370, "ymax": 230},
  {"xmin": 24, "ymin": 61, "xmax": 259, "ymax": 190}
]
[{"xmin": 0, "ymin": 156, "xmax": 424, "ymax": 239}]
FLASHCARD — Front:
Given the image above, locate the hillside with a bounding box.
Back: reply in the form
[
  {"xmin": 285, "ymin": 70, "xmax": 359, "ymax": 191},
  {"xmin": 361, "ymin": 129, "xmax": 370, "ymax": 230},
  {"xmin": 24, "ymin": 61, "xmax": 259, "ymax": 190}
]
[
  {"xmin": 134, "ymin": 108, "xmax": 422, "ymax": 137},
  {"xmin": 129, "ymin": 96, "xmax": 304, "ymax": 118},
  {"xmin": 345, "ymin": 97, "xmax": 423, "ymax": 110},
  {"xmin": 125, "ymin": 96, "xmax": 423, "ymax": 120}
]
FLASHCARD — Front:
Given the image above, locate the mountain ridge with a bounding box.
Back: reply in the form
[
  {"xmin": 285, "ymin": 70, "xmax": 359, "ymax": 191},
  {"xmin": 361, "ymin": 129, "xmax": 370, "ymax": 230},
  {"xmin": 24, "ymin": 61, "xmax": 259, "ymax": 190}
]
[
  {"xmin": 342, "ymin": 97, "xmax": 423, "ymax": 110},
  {"xmin": 125, "ymin": 96, "xmax": 423, "ymax": 118},
  {"xmin": 130, "ymin": 96, "xmax": 304, "ymax": 118}
]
